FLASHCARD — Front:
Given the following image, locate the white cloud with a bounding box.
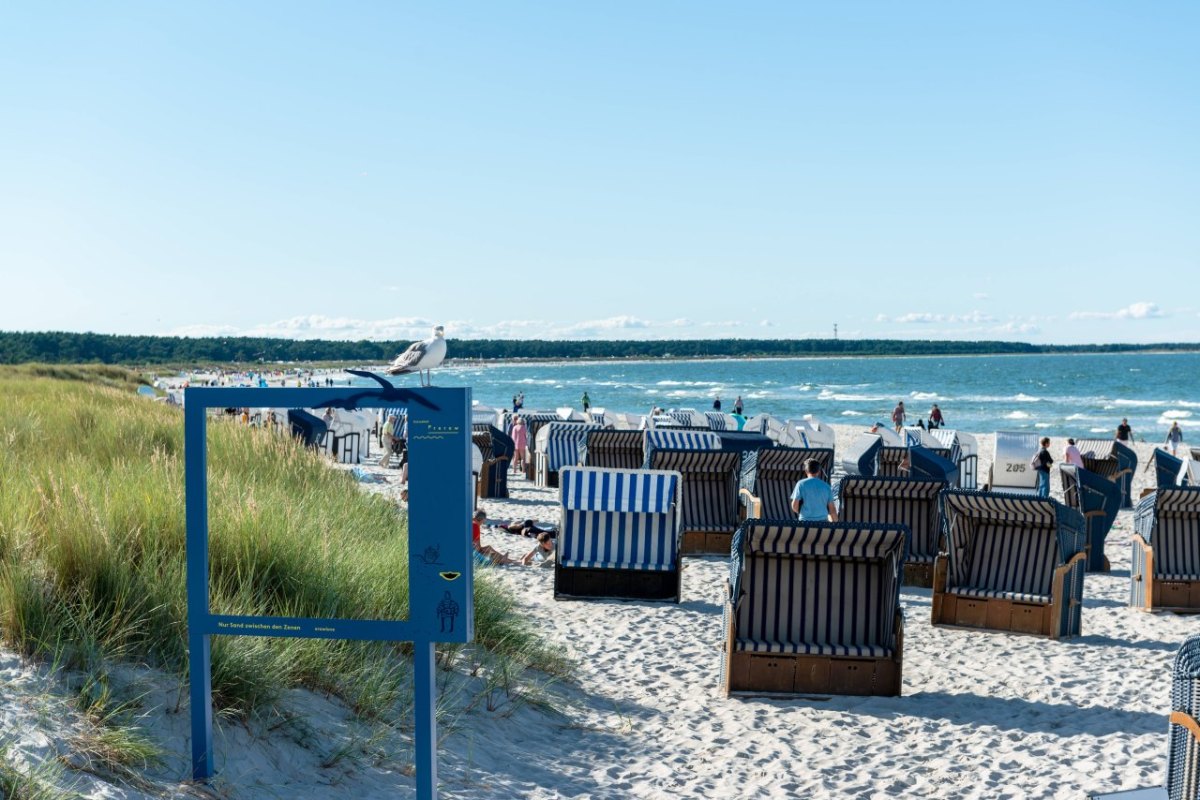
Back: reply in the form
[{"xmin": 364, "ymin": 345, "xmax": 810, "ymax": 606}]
[
  {"xmin": 880, "ymin": 310, "xmax": 996, "ymax": 325},
  {"xmin": 1069, "ymin": 302, "xmax": 1164, "ymax": 321},
  {"xmin": 759, "ymin": 319, "xmax": 774, "ymax": 328}
]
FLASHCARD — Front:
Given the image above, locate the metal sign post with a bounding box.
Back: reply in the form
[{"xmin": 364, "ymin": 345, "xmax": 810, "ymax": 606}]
[{"xmin": 184, "ymin": 382, "xmax": 472, "ymax": 799}]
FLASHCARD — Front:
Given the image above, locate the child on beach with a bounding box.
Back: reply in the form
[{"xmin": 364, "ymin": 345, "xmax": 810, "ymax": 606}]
[{"xmin": 521, "ymin": 531, "xmax": 556, "ymax": 567}]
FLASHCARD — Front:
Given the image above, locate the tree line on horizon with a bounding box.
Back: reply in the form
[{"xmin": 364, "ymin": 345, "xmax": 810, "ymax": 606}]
[{"xmin": 0, "ymin": 330, "xmax": 1196, "ymax": 366}]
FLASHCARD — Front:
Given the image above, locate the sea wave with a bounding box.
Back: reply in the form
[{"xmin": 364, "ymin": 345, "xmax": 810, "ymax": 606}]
[
  {"xmin": 1005, "ymin": 411, "xmax": 1032, "ymax": 420},
  {"xmin": 910, "ymin": 391, "xmax": 940, "ymax": 401},
  {"xmin": 1112, "ymin": 399, "xmax": 1168, "ymax": 407},
  {"xmin": 1161, "ymin": 410, "xmax": 1193, "ymax": 419},
  {"xmin": 840, "ymin": 410, "xmax": 864, "ymax": 416},
  {"xmin": 817, "ymin": 390, "xmax": 887, "ymax": 402}
]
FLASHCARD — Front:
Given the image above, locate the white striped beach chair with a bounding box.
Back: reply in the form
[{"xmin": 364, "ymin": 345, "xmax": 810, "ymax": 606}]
[
  {"xmin": 839, "ymin": 476, "xmax": 943, "ymax": 587},
  {"xmin": 1060, "ymin": 463, "xmax": 1120, "ymax": 572},
  {"xmin": 535, "ymin": 423, "xmax": 602, "ymax": 488},
  {"xmin": 643, "ymin": 431, "xmax": 741, "ymax": 555},
  {"xmin": 1076, "ymin": 438, "xmax": 1138, "ymax": 509},
  {"xmin": 723, "ymin": 520, "xmax": 905, "ymax": 697},
  {"xmin": 987, "ymin": 430, "xmax": 1040, "ymax": 494},
  {"xmin": 739, "ymin": 447, "xmax": 835, "ymax": 520},
  {"xmin": 580, "ymin": 429, "xmax": 644, "ymax": 471},
  {"xmin": 1131, "ymin": 487, "xmax": 1200, "ymax": 612},
  {"xmin": 932, "ymin": 490, "xmax": 1086, "ymax": 638},
  {"xmin": 556, "ymin": 467, "xmax": 683, "ymax": 601},
  {"xmin": 930, "ymin": 428, "xmax": 981, "ymax": 490}
]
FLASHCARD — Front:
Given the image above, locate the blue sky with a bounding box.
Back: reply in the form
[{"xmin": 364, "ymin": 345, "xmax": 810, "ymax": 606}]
[{"xmin": 2, "ymin": 3, "xmax": 1197, "ymax": 344}]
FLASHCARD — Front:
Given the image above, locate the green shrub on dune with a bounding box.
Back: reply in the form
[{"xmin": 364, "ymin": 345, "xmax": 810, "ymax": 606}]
[{"xmin": 0, "ymin": 365, "xmax": 564, "ymax": 719}]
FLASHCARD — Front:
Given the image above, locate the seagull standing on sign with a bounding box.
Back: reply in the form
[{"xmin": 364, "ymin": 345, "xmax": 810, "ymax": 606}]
[{"xmin": 386, "ymin": 325, "xmax": 447, "ymax": 386}]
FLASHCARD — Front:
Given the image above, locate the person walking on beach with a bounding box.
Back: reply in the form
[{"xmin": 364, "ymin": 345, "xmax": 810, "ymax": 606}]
[
  {"xmin": 1064, "ymin": 438, "xmax": 1085, "ymax": 468},
  {"xmin": 891, "ymin": 401, "xmax": 906, "ymax": 433},
  {"xmin": 929, "ymin": 404, "xmax": 944, "ymax": 429},
  {"xmin": 1166, "ymin": 421, "xmax": 1185, "ymax": 456},
  {"xmin": 713, "ymin": 396, "xmax": 722, "ymax": 411},
  {"xmin": 510, "ymin": 415, "xmax": 528, "ymax": 472},
  {"xmin": 1033, "ymin": 437, "xmax": 1053, "ymax": 497},
  {"xmin": 1116, "ymin": 417, "xmax": 1135, "ymax": 443},
  {"xmin": 733, "ymin": 395, "xmax": 744, "ymax": 416},
  {"xmin": 379, "ymin": 414, "xmax": 397, "ymax": 467},
  {"xmin": 581, "ymin": 392, "xmax": 590, "ymax": 413},
  {"xmin": 790, "ymin": 458, "xmax": 839, "ymax": 522}
]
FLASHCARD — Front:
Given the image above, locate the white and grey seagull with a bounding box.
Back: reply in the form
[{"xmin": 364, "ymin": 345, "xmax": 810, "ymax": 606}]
[{"xmin": 385, "ymin": 325, "xmax": 446, "ymax": 386}]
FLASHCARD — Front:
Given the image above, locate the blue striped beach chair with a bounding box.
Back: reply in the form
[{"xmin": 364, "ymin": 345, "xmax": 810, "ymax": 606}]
[
  {"xmin": 535, "ymin": 422, "xmax": 602, "ymax": 488},
  {"xmin": 1131, "ymin": 488, "xmax": 1200, "ymax": 612},
  {"xmin": 840, "ymin": 476, "xmax": 944, "ymax": 587},
  {"xmin": 556, "ymin": 467, "xmax": 683, "ymax": 601},
  {"xmin": 580, "ymin": 429, "xmax": 645, "ymax": 471},
  {"xmin": 723, "ymin": 520, "xmax": 906, "ymax": 696},
  {"xmin": 840, "ymin": 434, "xmax": 882, "ymax": 479},
  {"xmin": 1060, "ymin": 463, "xmax": 1120, "ymax": 572},
  {"xmin": 930, "ymin": 428, "xmax": 981, "ymax": 490},
  {"xmin": 473, "ymin": 424, "xmax": 514, "ymax": 499},
  {"xmin": 1076, "ymin": 438, "xmax": 1139, "ymax": 509},
  {"xmin": 1168, "ymin": 634, "xmax": 1200, "ymax": 799},
  {"xmin": 513, "ymin": 411, "xmax": 565, "ymax": 479},
  {"xmin": 739, "ymin": 446, "xmax": 835, "ymax": 520},
  {"xmin": 1155, "ymin": 448, "xmax": 1187, "ymax": 491},
  {"xmin": 932, "ymin": 490, "xmax": 1086, "ymax": 638},
  {"xmin": 644, "ymin": 430, "xmax": 741, "ymax": 555}
]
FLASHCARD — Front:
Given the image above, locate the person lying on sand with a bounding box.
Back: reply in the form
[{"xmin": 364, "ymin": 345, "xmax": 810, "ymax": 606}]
[{"xmin": 495, "ymin": 519, "xmax": 558, "ymax": 538}]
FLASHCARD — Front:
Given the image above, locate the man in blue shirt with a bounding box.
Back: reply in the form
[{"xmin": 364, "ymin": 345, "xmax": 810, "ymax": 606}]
[{"xmin": 790, "ymin": 459, "xmax": 839, "ymax": 522}]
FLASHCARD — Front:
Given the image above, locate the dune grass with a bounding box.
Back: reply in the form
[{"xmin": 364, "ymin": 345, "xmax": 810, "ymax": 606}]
[{"xmin": 0, "ymin": 365, "xmax": 567, "ymax": 727}]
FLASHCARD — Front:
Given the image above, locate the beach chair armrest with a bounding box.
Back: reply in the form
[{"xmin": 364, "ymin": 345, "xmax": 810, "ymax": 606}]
[{"xmin": 1170, "ymin": 711, "xmax": 1200, "ymax": 744}]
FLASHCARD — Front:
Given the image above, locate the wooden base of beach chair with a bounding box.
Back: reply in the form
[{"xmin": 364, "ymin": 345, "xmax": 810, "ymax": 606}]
[
  {"xmin": 681, "ymin": 530, "xmax": 733, "ymax": 556},
  {"xmin": 477, "ymin": 460, "xmax": 510, "ymax": 499},
  {"xmin": 1146, "ymin": 580, "xmax": 1200, "ymax": 612},
  {"xmin": 554, "ymin": 566, "xmax": 680, "ymax": 602},
  {"xmin": 932, "ymin": 593, "xmax": 1053, "ymax": 636},
  {"xmin": 725, "ymin": 651, "xmax": 901, "ymax": 697},
  {"xmin": 903, "ymin": 561, "xmax": 934, "ymax": 588}
]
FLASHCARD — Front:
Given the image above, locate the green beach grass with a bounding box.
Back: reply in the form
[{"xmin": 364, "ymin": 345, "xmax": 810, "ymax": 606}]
[{"xmin": 0, "ymin": 365, "xmax": 566, "ymax": 731}]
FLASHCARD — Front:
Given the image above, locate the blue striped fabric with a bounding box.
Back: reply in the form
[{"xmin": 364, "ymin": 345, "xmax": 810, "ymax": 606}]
[
  {"xmin": 648, "ymin": 449, "xmax": 742, "ymax": 532},
  {"xmin": 730, "ymin": 521, "xmax": 905, "ymax": 658},
  {"xmin": 1140, "ymin": 488, "xmax": 1200, "ymax": 578},
  {"xmin": 839, "ymin": 477, "xmax": 942, "ymax": 564},
  {"xmin": 557, "ymin": 467, "xmax": 682, "ymax": 571},
  {"xmin": 1168, "ymin": 635, "xmax": 1200, "ymax": 799},
  {"xmin": 542, "ymin": 423, "xmax": 602, "ymax": 472},
  {"xmin": 580, "ymin": 430, "xmax": 645, "ymax": 470},
  {"xmin": 560, "ymin": 467, "xmax": 680, "ymax": 514},
  {"xmin": 954, "ymin": 587, "xmax": 1050, "ymax": 604},
  {"xmin": 705, "ymin": 411, "xmax": 730, "ymax": 430},
  {"xmin": 940, "ymin": 490, "xmax": 1086, "ymax": 627},
  {"xmin": 644, "ymin": 429, "xmax": 722, "ymax": 453}
]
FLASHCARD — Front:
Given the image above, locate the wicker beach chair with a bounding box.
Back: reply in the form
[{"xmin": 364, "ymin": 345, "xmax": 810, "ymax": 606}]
[
  {"xmin": 1155, "ymin": 449, "xmax": 1187, "ymax": 491},
  {"xmin": 841, "ymin": 434, "xmax": 883, "ymax": 479},
  {"xmin": 1075, "ymin": 438, "xmax": 1138, "ymax": 509},
  {"xmin": 643, "ymin": 430, "xmax": 741, "ymax": 555},
  {"xmin": 472, "ymin": 423, "xmax": 514, "ymax": 499},
  {"xmin": 930, "ymin": 429, "xmax": 981, "ymax": 490},
  {"xmin": 513, "ymin": 411, "xmax": 566, "ymax": 479},
  {"xmin": 739, "ymin": 446, "xmax": 835, "ymax": 520},
  {"xmin": 1168, "ymin": 633, "xmax": 1200, "ymax": 799},
  {"xmin": 1131, "ymin": 488, "xmax": 1200, "ymax": 612},
  {"xmin": 1060, "ymin": 463, "xmax": 1120, "ymax": 572},
  {"xmin": 535, "ymin": 422, "xmax": 602, "ymax": 488},
  {"xmin": 579, "ymin": 429, "xmax": 644, "ymax": 470},
  {"xmin": 555, "ymin": 467, "xmax": 683, "ymax": 601},
  {"xmin": 932, "ymin": 490, "xmax": 1086, "ymax": 638},
  {"xmin": 723, "ymin": 520, "xmax": 906, "ymax": 697},
  {"xmin": 840, "ymin": 475, "xmax": 945, "ymax": 587}
]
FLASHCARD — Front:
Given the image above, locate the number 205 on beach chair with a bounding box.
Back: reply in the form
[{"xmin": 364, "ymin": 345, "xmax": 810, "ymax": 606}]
[{"xmin": 722, "ymin": 520, "xmax": 906, "ymax": 697}]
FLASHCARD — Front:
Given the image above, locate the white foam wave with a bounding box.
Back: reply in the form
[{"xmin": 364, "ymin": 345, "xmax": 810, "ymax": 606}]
[
  {"xmin": 1066, "ymin": 413, "xmax": 1093, "ymax": 421},
  {"xmin": 910, "ymin": 392, "xmax": 940, "ymax": 401},
  {"xmin": 1090, "ymin": 427, "xmax": 1110, "ymax": 433},
  {"xmin": 1014, "ymin": 393, "xmax": 1040, "ymax": 403},
  {"xmin": 1005, "ymin": 411, "xmax": 1031, "ymax": 420},
  {"xmin": 1034, "ymin": 423, "xmax": 1052, "ymax": 428},
  {"xmin": 1112, "ymin": 398, "xmax": 1167, "ymax": 407},
  {"xmin": 840, "ymin": 410, "xmax": 864, "ymax": 416},
  {"xmin": 1161, "ymin": 410, "xmax": 1193, "ymax": 419}
]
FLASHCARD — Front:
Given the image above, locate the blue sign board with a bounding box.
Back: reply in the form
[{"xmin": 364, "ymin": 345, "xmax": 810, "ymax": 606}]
[{"xmin": 185, "ymin": 381, "xmax": 472, "ymax": 799}]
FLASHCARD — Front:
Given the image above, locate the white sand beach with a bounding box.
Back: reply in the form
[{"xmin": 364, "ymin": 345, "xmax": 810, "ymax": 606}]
[{"xmin": 0, "ymin": 422, "xmax": 1187, "ymax": 799}]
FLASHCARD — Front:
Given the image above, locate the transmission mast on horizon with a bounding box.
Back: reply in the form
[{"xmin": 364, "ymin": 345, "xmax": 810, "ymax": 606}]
[{"xmin": 833, "ymin": 324, "xmax": 838, "ymax": 340}]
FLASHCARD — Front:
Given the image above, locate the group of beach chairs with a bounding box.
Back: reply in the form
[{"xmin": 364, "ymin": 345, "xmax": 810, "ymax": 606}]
[{"xmin": 535, "ymin": 425, "xmax": 1200, "ymax": 704}]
